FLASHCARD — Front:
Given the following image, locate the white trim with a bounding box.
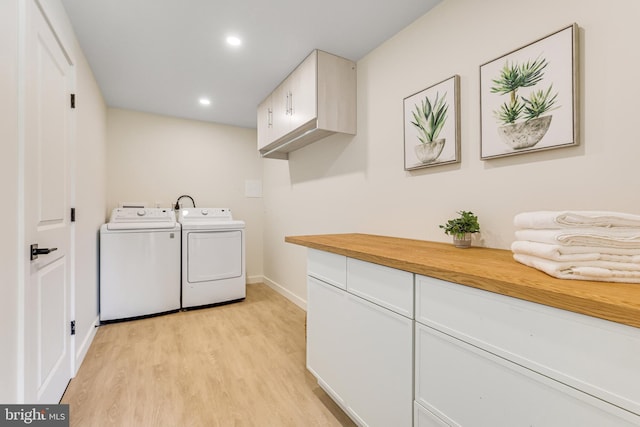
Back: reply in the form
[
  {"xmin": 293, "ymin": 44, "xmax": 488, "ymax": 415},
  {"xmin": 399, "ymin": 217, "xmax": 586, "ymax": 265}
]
[
  {"xmin": 245, "ymin": 275, "xmax": 263, "ymax": 285},
  {"xmin": 16, "ymin": 0, "xmax": 26, "ymax": 403},
  {"xmin": 73, "ymin": 316, "xmax": 98, "ymax": 376},
  {"xmin": 261, "ymin": 276, "xmax": 307, "ymax": 311}
]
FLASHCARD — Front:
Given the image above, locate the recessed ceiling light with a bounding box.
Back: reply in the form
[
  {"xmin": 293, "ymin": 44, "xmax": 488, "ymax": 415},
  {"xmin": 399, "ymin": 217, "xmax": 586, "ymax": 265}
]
[
  {"xmin": 199, "ymin": 98, "xmax": 211, "ymax": 106},
  {"xmin": 226, "ymin": 35, "xmax": 242, "ymax": 47}
]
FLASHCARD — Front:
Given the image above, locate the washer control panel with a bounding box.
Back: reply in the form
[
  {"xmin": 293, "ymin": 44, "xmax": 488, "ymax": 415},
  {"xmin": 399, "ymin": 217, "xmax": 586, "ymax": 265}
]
[
  {"xmin": 178, "ymin": 208, "xmax": 233, "ymax": 222},
  {"xmin": 110, "ymin": 208, "xmax": 176, "ymax": 223}
]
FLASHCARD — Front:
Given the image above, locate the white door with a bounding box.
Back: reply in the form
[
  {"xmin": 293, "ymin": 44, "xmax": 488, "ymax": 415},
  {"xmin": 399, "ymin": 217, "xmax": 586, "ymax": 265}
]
[{"xmin": 23, "ymin": 0, "xmax": 73, "ymax": 404}]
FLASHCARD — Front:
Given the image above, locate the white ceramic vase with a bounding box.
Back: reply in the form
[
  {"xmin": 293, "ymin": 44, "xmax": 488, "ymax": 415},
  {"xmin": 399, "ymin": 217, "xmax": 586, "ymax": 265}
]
[
  {"xmin": 414, "ymin": 138, "xmax": 445, "ymax": 163},
  {"xmin": 497, "ymin": 115, "xmax": 552, "ymax": 150}
]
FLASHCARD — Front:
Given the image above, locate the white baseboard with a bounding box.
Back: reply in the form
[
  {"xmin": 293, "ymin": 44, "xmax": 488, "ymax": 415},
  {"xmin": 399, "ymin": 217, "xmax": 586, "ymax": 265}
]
[
  {"xmin": 246, "ymin": 275, "xmax": 263, "ymax": 285},
  {"xmin": 73, "ymin": 316, "xmax": 99, "ymax": 376},
  {"xmin": 261, "ymin": 276, "xmax": 307, "ymax": 311}
]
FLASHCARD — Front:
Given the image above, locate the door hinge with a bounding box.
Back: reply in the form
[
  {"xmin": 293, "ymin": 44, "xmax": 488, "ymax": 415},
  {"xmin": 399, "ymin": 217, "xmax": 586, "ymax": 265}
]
[
  {"xmin": 70, "ymin": 207, "xmax": 76, "ymax": 222},
  {"xmin": 70, "ymin": 320, "xmax": 76, "ymax": 335},
  {"xmin": 70, "ymin": 93, "xmax": 76, "ymax": 109}
]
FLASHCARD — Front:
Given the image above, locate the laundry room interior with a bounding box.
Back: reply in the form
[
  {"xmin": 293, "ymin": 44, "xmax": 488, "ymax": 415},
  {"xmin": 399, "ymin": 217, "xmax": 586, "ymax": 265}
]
[{"xmin": 3, "ymin": 0, "xmax": 640, "ymax": 425}]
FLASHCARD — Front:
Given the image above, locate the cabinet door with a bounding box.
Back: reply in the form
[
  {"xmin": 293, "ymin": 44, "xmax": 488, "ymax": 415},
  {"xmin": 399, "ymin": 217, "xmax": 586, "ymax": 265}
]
[
  {"xmin": 270, "ymin": 81, "xmax": 290, "ymax": 142},
  {"xmin": 345, "ymin": 292, "xmax": 413, "ymax": 427},
  {"xmin": 289, "ymin": 51, "xmax": 317, "ymax": 130},
  {"xmin": 415, "ymin": 322, "xmax": 640, "ymax": 427},
  {"xmin": 257, "ymin": 95, "xmax": 273, "ymax": 150},
  {"xmin": 306, "ymin": 276, "xmax": 350, "ymax": 408}
]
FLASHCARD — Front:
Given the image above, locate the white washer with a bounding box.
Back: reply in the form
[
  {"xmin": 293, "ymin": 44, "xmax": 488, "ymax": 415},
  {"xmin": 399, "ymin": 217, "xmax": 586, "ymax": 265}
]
[
  {"xmin": 178, "ymin": 208, "xmax": 246, "ymax": 308},
  {"xmin": 100, "ymin": 208, "xmax": 181, "ymax": 322}
]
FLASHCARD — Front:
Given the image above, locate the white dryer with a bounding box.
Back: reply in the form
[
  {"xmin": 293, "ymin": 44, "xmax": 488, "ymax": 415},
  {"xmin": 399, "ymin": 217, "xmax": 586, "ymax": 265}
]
[
  {"xmin": 100, "ymin": 208, "xmax": 181, "ymax": 322},
  {"xmin": 178, "ymin": 208, "xmax": 246, "ymax": 308}
]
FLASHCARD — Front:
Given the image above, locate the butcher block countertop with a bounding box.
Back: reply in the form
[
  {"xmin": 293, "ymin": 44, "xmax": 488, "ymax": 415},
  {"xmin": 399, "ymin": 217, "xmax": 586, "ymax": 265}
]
[{"xmin": 285, "ymin": 233, "xmax": 640, "ymax": 329}]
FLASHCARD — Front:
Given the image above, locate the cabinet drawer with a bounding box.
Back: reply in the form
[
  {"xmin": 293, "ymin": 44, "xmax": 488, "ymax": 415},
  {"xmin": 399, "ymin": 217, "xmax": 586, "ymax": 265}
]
[
  {"xmin": 415, "ymin": 275, "xmax": 640, "ymax": 416},
  {"xmin": 415, "ymin": 323, "xmax": 640, "ymax": 427},
  {"xmin": 347, "ymin": 258, "xmax": 414, "ymax": 318},
  {"xmin": 308, "ymin": 249, "xmax": 346, "ymax": 289}
]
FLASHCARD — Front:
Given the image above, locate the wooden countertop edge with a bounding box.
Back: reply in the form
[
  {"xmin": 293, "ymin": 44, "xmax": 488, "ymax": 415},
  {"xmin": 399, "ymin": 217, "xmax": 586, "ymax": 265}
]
[{"xmin": 285, "ymin": 234, "xmax": 640, "ymax": 329}]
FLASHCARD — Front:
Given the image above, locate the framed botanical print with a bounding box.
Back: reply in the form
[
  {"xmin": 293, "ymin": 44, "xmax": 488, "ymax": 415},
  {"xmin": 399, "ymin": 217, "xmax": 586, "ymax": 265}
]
[
  {"xmin": 403, "ymin": 75, "xmax": 460, "ymax": 170},
  {"xmin": 480, "ymin": 24, "xmax": 578, "ymax": 159}
]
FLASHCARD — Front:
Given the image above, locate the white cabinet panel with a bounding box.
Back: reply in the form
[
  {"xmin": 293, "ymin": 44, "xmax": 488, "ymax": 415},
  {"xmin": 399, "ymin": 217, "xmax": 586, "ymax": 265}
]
[
  {"xmin": 288, "ymin": 51, "xmax": 317, "ymax": 130},
  {"xmin": 307, "ymin": 276, "xmax": 350, "ymax": 407},
  {"xmin": 415, "ymin": 275, "xmax": 640, "ymax": 415},
  {"xmin": 414, "ymin": 402, "xmax": 450, "ymax": 427},
  {"xmin": 256, "ymin": 95, "xmax": 272, "ymax": 150},
  {"xmin": 415, "ymin": 323, "xmax": 639, "ymax": 427},
  {"xmin": 308, "ymin": 249, "xmax": 346, "ymax": 289},
  {"xmin": 346, "ymin": 292, "xmax": 413, "ymax": 427},
  {"xmin": 347, "ymin": 258, "xmax": 414, "ymax": 318}
]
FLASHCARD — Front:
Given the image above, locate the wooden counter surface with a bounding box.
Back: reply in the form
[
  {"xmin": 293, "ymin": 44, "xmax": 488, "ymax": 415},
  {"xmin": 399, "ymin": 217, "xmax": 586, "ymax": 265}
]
[{"xmin": 285, "ymin": 233, "xmax": 640, "ymax": 329}]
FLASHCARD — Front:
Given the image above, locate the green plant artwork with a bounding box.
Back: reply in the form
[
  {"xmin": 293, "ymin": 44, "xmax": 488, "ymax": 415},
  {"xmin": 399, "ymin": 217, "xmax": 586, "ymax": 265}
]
[
  {"xmin": 490, "ymin": 57, "xmax": 559, "ymax": 125},
  {"xmin": 410, "ymin": 92, "xmax": 448, "ymax": 143}
]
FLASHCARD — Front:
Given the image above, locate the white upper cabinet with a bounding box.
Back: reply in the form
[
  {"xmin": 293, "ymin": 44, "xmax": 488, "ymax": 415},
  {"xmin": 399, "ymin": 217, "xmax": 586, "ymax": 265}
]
[{"xmin": 257, "ymin": 50, "xmax": 356, "ymax": 159}]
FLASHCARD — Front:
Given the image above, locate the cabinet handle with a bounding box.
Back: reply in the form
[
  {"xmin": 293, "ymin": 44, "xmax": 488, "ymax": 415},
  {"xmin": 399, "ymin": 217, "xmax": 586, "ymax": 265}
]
[
  {"xmin": 267, "ymin": 107, "xmax": 273, "ymax": 127},
  {"xmin": 290, "ymin": 91, "xmax": 294, "ymax": 115}
]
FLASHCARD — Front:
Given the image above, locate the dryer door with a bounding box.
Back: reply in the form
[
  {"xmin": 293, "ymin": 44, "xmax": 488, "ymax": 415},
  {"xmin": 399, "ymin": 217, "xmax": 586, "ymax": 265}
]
[{"xmin": 187, "ymin": 230, "xmax": 243, "ymax": 283}]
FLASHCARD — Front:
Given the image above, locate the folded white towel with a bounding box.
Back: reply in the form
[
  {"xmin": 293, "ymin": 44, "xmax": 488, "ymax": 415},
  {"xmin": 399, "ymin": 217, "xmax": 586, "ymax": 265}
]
[
  {"xmin": 513, "ymin": 253, "xmax": 640, "ymax": 283},
  {"xmin": 514, "ymin": 211, "xmax": 640, "ymax": 229},
  {"xmin": 513, "ymin": 252, "xmax": 640, "ymax": 272},
  {"xmin": 510, "ymin": 240, "xmax": 640, "ymax": 263},
  {"xmin": 515, "ymin": 228, "xmax": 640, "ymax": 249}
]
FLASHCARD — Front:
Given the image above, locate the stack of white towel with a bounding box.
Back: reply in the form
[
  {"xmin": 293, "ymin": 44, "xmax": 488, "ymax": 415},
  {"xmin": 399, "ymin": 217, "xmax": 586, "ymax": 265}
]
[{"xmin": 511, "ymin": 211, "xmax": 640, "ymax": 283}]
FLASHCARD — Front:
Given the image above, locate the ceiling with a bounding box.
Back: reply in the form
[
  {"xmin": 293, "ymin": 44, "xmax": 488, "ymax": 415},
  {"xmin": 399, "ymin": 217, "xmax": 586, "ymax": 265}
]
[{"xmin": 61, "ymin": 0, "xmax": 442, "ymax": 129}]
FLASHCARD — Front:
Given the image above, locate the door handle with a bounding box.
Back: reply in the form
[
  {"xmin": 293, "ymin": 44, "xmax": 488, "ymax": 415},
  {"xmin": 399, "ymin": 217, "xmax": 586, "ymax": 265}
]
[{"xmin": 30, "ymin": 244, "xmax": 58, "ymax": 261}]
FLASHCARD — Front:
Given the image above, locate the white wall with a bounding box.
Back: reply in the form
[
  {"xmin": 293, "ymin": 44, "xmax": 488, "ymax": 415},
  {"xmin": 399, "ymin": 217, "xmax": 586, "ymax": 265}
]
[
  {"xmin": 106, "ymin": 109, "xmax": 264, "ymax": 280},
  {"xmin": 262, "ymin": 0, "xmax": 640, "ymax": 305},
  {"xmin": 0, "ymin": 0, "xmax": 20, "ymax": 404}
]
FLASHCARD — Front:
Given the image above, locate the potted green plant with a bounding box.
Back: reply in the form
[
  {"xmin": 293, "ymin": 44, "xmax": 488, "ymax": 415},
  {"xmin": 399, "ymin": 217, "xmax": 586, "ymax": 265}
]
[
  {"xmin": 439, "ymin": 211, "xmax": 480, "ymax": 248},
  {"xmin": 410, "ymin": 92, "xmax": 448, "ymax": 163}
]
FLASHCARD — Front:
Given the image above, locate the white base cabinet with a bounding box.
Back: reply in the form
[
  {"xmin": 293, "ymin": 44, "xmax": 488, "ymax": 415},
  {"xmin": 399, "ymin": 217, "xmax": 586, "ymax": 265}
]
[
  {"xmin": 304, "ymin": 248, "xmax": 640, "ymax": 427},
  {"xmin": 306, "ymin": 250, "xmax": 413, "ymax": 426}
]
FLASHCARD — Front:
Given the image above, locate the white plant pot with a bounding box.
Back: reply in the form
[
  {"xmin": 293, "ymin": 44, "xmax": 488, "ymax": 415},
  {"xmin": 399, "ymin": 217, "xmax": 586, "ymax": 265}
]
[
  {"xmin": 453, "ymin": 234, "xmax": 472, "ymax": 249},
  {"xmin": 497, "ymin": 115, "xmax": 552, "ymax": 150},
  {"xmin": 415, "ymin": 138, "xmax": 445, "ymax": 163}
]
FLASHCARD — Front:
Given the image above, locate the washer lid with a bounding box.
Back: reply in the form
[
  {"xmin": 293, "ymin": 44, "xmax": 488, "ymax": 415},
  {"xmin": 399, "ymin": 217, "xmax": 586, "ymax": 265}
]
[
  {"xmin": 178, "ymin": 207, "xmax": 245, "ymax": 229},
  {"xmin": 107, "ymin": 207, "xmax": 177, "ymax": 229}
]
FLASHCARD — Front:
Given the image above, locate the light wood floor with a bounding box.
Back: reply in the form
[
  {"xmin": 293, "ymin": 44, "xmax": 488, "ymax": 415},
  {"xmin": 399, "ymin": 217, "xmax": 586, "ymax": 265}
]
[{"xmin": 62, "ymin": 284, "xmax": 355, "ymax": 427}]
